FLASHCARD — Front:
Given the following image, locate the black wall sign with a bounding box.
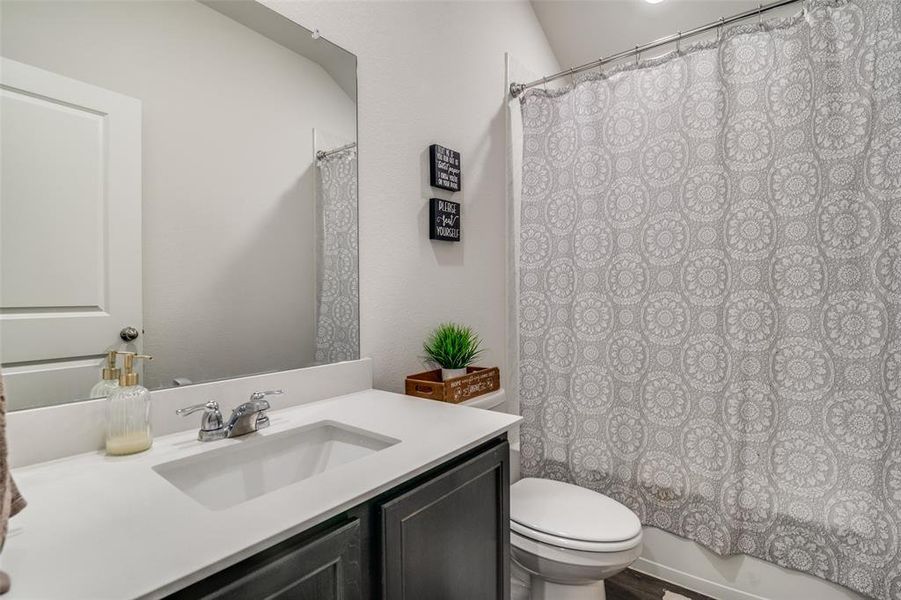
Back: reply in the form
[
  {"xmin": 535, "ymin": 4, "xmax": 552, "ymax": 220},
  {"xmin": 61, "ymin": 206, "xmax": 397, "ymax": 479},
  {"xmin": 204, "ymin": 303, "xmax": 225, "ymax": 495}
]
[
  {"xmin": 429, "ymin": 144, "xmax": 462, "ymax": 192},
  {"xmin": 430, "ymin": 198, "xmax": 461, "ymax": 242}
]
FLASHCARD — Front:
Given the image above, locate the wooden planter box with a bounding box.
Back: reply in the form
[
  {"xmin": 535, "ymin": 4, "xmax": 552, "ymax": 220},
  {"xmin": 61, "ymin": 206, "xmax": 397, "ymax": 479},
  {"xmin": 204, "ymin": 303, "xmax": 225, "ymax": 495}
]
[{"xmin": 405, "ymin": 366, "xmax": 500, "ymax": 404}]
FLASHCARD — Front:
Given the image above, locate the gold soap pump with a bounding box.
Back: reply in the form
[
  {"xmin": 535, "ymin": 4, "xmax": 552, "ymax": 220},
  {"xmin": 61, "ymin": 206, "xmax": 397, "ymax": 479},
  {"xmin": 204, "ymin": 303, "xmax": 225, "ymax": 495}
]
[
  {"xmin": 90, "ymin": 350, "xmax": 121, "ymax": 399},
  {"xmin": 105, "ymin": 352, "xmax": 154, "ymax": 456}
]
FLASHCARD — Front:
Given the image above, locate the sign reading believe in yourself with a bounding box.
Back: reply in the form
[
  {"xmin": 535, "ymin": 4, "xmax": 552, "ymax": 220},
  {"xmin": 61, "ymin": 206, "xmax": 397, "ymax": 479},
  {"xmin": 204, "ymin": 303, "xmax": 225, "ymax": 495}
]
[
  {"xmin": 429, "ymin": 144, "xmax": 461, "ymax": 192},
  {"xmin": 430, "ymin": 198, "xmax": 460, "ymax": 242}
]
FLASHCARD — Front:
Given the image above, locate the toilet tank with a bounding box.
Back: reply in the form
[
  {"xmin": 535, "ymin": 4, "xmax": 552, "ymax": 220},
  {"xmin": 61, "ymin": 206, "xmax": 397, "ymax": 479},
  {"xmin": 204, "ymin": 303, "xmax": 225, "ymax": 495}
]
[{"xmin": 460, "ymin": 389, "xmax": 521, "ymax": 483}]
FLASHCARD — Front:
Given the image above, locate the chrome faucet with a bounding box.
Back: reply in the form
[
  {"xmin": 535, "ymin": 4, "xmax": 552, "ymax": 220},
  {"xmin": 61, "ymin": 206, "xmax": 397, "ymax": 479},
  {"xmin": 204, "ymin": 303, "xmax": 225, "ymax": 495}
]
[{"xmin": 176, "ymin": 390, "xmax": 283, "ymax": 442}]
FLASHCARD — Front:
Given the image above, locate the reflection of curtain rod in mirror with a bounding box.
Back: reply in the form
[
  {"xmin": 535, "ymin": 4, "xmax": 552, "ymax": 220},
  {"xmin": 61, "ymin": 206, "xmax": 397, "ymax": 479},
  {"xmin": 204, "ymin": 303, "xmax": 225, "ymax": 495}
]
[{"xmin": 316, "ymin": 142, "xmax": 357, "ymax": 160}]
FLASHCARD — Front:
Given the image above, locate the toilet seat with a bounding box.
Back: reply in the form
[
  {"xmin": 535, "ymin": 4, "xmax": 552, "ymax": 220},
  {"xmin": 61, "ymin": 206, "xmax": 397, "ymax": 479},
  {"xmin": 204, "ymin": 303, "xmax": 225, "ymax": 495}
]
[
  {"xmin": 510, "ymin": 478, "xmax": 643, "ymax": 553},
  {"xmin": 511, "ymin": 520, "xmax": 642, "ymax": 553}
]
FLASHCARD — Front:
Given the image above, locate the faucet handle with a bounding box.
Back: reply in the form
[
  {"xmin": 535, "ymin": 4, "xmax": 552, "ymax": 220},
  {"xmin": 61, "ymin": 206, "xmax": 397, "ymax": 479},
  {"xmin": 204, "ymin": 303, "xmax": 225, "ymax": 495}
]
[
  {"xmin": 249, "ymin": 390, "xmax": 283, "ymax": 402},
  {"xmin": 176, "ymin": 400, "xmax": 219, "ymax": 416},
  {"xmin": 176, "ymin": 400, "xmax": 223, "ymax": 432},
  {"xmin": 243, "ymin": 391, "xmax": 281, "ymax": 431}
]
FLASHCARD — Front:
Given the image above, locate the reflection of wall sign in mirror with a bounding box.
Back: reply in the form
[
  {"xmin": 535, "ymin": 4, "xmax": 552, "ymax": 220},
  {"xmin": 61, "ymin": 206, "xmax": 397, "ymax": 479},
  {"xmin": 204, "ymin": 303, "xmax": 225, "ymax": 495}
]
[
  {"xmin": 430, "ymin": 198, "xmax": 461, "ymax": 242},
  {"xmin": 429, "ymin": 144, "xmax": 461, "ymax": 192}
]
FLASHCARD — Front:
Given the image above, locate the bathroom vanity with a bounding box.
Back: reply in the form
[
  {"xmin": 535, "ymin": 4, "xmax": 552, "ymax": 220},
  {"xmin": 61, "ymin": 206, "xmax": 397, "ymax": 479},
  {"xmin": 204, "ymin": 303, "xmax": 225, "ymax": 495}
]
[
  {"xmin": 4, "ymin": 382, "xmax": 519, "ymax": 599},
  {"xmin": 169, "ymin": 436, "xmax": 509, "ymax": 600}
]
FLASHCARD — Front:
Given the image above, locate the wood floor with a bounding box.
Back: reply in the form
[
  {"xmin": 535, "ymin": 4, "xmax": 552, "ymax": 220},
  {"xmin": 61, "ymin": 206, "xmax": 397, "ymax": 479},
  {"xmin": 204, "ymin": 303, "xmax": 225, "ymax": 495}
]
[{"xmin": 606, "ymin": 569, "xmax": 716, "ymax": 600}]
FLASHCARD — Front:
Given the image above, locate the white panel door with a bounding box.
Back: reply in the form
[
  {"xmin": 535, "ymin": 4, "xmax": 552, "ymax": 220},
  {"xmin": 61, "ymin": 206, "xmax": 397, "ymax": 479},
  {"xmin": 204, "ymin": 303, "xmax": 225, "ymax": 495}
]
[{"xmin": 0, "ymin": 58, "xmax": 142, "ymax": 410}]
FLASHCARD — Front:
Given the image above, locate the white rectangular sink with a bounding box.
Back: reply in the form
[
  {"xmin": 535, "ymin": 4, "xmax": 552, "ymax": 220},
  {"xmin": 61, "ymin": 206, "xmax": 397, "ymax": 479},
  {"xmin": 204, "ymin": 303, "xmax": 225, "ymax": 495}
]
[{"xmin": 153, "ymin": 421, "xmax": 399, "ymax": 510}]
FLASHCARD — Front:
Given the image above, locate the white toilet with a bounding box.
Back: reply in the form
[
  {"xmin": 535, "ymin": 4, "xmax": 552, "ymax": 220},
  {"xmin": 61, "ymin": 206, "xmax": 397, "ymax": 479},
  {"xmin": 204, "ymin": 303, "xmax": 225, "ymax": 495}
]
[
  {"xmin": 461, "ymin": 391, "xmax": 641, "ymax": 599},
  {"xmin": 510, "ymin": 477, "xmax": 643, "ymax": 600}
]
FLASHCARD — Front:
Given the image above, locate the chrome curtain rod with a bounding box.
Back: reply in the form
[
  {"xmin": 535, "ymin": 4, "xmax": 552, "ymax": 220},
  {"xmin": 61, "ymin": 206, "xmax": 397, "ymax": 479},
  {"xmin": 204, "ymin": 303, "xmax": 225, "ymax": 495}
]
[
  {"xmin": 510, "ymin": 0, "xmax": 805, "ymax": 97},
  {"xmin": 316, "ymin": 141, "xmax": 357, "ymax": 160}
]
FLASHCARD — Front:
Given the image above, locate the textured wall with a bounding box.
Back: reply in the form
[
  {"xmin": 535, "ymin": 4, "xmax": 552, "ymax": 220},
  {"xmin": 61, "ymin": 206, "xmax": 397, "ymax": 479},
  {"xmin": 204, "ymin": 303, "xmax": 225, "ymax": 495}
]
[{"xmin": 265, "ymin": 0, "xmax": 560, "ymax": 391}]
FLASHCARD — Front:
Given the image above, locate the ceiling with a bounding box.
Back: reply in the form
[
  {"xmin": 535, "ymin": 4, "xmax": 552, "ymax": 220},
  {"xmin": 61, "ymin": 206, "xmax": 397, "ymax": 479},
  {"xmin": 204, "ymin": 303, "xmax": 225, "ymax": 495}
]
[{"xmin": 530, "ymin": 0, "xmax": 803, "ymax": 74}]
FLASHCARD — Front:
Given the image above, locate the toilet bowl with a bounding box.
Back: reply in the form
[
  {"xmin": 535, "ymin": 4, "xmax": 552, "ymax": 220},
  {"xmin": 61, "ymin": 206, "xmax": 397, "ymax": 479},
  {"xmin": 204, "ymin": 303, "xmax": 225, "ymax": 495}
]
[{"xmin": 510, "ymin": 478, "xmax": 643, "ymax": 600}]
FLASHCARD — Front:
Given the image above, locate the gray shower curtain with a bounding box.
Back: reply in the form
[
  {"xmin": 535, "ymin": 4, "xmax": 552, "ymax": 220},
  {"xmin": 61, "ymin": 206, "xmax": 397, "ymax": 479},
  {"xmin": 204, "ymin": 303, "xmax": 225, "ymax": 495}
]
[
  {"xmin": 314, "ymin": 148, "xmax": 359, "ymax": 363},
  {"xmin": 517, "ymin": 1, "xmax": 901, "ymax": 597}
]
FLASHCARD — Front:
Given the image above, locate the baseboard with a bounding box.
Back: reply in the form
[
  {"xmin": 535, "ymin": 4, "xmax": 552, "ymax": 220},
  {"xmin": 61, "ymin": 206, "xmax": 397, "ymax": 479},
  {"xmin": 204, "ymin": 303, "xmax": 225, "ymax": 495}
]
[{"xmin": 632, "ymin": 557, "xmax": 770, "ymax": 600}]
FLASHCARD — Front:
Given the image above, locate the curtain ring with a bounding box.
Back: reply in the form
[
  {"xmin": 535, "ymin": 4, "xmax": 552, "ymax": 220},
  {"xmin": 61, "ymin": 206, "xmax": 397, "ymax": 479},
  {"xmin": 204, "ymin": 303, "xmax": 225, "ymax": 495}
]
[
  {"xmin": 568, "ymin": 67, "xmax": 576, "ymax": 86},
  {"xmin": 635, "ymin": 45, "xmax": 640, "ymax": 65},
  {"xmin": 542, "ymin": 76, "xmax": 549, "ymax": 90},
  {"xmin": 718, "ymin": 16, "xmax": 726, "ymax": 41},
  {"xmin": 677, "ymin": 31, "xmax": 682, "ymax": 53},
  {"xmin": 758, "ymin": 4, "xmax": 763, "ymax": 26}
]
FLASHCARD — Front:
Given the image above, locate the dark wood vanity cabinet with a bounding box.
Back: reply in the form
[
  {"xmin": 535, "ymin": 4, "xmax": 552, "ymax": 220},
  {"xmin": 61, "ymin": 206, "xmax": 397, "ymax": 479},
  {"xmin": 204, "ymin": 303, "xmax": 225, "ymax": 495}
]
[{"xmin": 168, "ymin": 436, "xmax": 509, "ymax": 600}]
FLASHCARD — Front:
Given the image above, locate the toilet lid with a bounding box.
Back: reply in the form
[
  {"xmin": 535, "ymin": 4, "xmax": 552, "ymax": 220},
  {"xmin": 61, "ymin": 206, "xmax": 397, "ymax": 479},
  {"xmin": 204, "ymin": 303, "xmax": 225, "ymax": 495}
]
[{"xmin": 511, "ymin": 478, "xmax": 641, "ymax": 543}]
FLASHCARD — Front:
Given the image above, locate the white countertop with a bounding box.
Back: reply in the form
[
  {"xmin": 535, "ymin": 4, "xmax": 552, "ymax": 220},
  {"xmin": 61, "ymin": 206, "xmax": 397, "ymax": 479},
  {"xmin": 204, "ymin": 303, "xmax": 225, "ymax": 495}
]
[{"xmin": 3, "ymin": 389, "xmax": 520, "ymax": 600}]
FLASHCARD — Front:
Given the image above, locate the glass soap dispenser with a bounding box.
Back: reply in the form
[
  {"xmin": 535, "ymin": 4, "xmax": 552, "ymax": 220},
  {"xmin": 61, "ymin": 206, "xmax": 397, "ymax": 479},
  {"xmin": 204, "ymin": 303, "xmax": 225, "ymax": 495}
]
[
  {"xmin": 106, "ymin": 352, "xmax": 153, "ymax": 456},
  {"xmin": 90, "ymin": 350, "xmax": 121, "ymax": 399}
]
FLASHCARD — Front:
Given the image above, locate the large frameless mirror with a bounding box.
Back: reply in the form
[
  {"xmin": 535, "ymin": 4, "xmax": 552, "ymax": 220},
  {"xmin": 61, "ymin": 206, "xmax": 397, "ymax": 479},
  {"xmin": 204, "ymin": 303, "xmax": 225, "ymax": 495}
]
[{"xmin": 0, "ymin": 0, "xmax": 358, "ymax": 410}]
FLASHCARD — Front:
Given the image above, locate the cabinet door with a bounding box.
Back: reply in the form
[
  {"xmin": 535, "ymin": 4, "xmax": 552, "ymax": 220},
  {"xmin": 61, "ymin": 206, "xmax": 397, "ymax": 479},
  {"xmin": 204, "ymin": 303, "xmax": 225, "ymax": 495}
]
[
  {"xmin": 171, "ymin": 519, "xmax": 362, "ymax": 600},
  {"xmin": 381, "ymin": 441, "xmax": 510, "ymax": 600}
]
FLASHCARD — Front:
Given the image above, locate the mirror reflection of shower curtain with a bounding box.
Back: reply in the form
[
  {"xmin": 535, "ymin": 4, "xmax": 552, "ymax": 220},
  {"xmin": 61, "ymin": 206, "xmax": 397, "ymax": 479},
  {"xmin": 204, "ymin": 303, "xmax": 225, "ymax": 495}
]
[{"xmin": 314, "ymin": 148, "xmax": 359, "ymax": 363}]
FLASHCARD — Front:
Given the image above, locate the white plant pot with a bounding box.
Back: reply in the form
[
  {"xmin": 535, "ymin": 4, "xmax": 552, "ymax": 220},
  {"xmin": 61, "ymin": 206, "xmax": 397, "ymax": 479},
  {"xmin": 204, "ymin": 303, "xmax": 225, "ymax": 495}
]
[{"xmin": 441, "ymin": 367, "xmax": 467, "ymax": 381}]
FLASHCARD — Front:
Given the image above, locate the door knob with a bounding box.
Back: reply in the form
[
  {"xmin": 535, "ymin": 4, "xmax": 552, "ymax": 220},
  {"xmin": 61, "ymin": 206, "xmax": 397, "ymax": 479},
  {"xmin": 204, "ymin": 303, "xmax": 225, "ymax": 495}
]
[{"xmin": 119, "ymin": 326, "xmax": 140, "ymax": 342}]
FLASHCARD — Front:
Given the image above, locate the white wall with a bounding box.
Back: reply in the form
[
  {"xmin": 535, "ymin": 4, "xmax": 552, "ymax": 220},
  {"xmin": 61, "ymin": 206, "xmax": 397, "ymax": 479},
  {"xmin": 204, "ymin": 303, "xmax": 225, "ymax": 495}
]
[
  {"xmin": 264, "ymin": 0, "xmax": 560, "ymax": 392},
  {"xmin": 1, "ymin": 0, "xmax": 356, "ymax": 391}
]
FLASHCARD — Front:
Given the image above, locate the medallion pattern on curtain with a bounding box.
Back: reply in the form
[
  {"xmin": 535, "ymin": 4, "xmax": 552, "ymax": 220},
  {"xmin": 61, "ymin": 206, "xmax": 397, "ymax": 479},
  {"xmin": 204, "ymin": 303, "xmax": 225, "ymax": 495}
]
[
  {"xmin": 315, "ymin": 149, "xmax": 359, "ymax": 363},
  {"xmin": 517, "ymin": 1, "xmax": 901, "ymax": 597}
]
